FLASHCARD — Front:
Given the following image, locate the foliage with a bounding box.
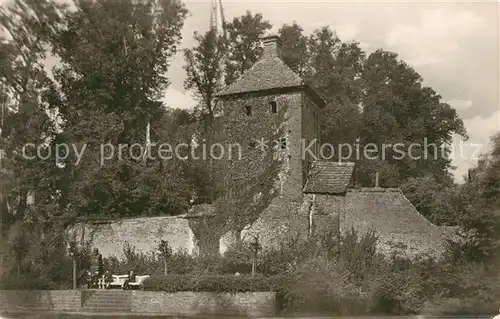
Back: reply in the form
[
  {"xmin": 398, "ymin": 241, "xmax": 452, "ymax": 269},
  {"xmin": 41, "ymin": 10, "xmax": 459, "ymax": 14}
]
[
  {"xmin": 46, "ymin": 0, "xmax": 190, "ymax": 220},
  {"xmin": 358, "ymin": 49, "xmax": 466, "ymax": 186},
  {"xmin": 223, "ymin": 11, "xmax": 272, "ymax": 86},
  {"xmin": 1, "ymin": 3, "xmax": 498, "ymax": 316},
  {"xmin": 279, "ymin": 22, "xmax": 309, "ymax": 77},
  {"xmin": 450, "ymin": 133, "xmax": 500, "ymax": 263},
  {"xmin": 183, "ymin": 29, "xmax": 226, "ymax": 118},
  {"xmin": 143, "ymin": 273, "xmax": 285, "ymax": 293},
  {"xmin": 401, "ymin": 175, "xmax": 459, "ymax": 225}
]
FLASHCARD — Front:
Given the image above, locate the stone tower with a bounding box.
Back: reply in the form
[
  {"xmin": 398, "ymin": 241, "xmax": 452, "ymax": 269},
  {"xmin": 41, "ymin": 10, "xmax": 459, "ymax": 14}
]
[{"xmin": 216, "ymin": 34, "xmax": 325, "ymax": 203}]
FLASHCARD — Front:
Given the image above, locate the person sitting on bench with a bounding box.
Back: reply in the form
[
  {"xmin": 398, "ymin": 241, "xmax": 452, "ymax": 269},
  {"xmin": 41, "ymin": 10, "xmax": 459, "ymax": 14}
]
[
  {"xmin": 104, "ymin": 270, "xmax": 113, "ymax": 289},
  {"xmin": 123, "ymin": 270, "xmax": 136, "ymax": 290}
]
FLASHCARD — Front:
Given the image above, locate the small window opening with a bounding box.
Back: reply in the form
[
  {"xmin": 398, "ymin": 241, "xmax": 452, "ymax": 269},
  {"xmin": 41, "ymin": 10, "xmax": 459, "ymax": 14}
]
[
  {"xmin": 269, "ymin": 101, "xmax": 277, "ymax": 113},
  {"xmin": 245, "ymin": 105, "xmax": 252, "ymax": 116},
  {"xmin": 248, "ymin": 141, "xmax": 256, "ymax": 149},
  {"xmin": 279, "ymin": 137, "xmax": 287, "ymax": 149}
]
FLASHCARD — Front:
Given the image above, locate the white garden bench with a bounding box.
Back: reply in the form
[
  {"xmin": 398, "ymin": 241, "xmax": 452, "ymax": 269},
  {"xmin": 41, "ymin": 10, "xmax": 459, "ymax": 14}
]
[{"xmin": 107, "ymin": 274, "xmax": 150, "ymax": 289}]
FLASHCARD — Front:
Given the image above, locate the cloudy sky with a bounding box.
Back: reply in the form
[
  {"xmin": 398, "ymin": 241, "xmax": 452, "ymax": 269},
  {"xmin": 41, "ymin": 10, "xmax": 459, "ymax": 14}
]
[{"xmin": 164, "ymin": 0, "xmax": 499, "ymax": 182}]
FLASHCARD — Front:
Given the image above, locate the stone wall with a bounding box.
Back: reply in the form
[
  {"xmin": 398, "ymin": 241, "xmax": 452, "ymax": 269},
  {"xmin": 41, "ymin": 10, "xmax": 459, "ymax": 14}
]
[
  {"xmin": 219, "ymin": 91, "xmax": 304, "ymax": 201},
  {"xmin": 63, "ymin": 186, "xmax": 452, "ymax": 260},
  {"xmin": 302, "ymin": 94, "xmax": 322, "ymax": 184},
  {"xmin": 0, "ymin": 290, "xmax": 277, "ymax": 317},
  {"xmin": 0, "ymin": 290, "xmax": 81, "ymax": 312},
  {"xmin": 311, "ymin": 189, "xmax": 454, "ymax": 258},
  {"xmin": 222, "ymin": 189, "xmax": 453, "ymax": 259},
  {"xmin": 130, "ymin": 291, "xmax": 277, "ymax": 317},
  {"xmin": 68, "ymin": 216, "xmax": 197, "ymax": 258}
]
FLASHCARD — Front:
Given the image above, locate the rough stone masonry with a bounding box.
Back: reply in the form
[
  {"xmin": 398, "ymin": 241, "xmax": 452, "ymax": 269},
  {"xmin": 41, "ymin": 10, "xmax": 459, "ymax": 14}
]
[{"xmin": 69, "ymin": 34, "xmax": 456, "ymax": 260}]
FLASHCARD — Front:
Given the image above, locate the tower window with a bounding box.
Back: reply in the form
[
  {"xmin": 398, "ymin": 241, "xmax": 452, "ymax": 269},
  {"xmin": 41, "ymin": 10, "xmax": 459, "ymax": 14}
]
[
  {"xmin": 245, "ymin": 105, "xmax": 252, "ymax": 116},
  {"xmin": 269, "ymin": 101, "xmax": 277, "ymax": 113},
  {"xmin": 279, "ymin": 137, "xmax": 287, "ymax": 149},
  {"xmin": 248, "ymin": 141, "xmax": 256, "ymax": 149}
]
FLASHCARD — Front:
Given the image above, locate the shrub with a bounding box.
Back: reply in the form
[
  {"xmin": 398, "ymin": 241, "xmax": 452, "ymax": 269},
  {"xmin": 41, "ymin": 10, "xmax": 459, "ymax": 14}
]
[{"xmin": 142, "ymin": 273, "xmax": 286, "ymax": 293}]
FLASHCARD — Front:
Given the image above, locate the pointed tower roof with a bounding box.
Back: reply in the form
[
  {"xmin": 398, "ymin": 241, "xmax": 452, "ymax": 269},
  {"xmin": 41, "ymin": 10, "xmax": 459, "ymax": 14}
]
[{"xmin": 216, "ymin": 33, "xmax": 325, "ymax": 108}]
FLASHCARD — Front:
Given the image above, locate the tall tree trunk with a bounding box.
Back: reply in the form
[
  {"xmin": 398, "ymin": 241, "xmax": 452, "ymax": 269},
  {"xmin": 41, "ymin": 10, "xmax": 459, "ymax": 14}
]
[{"xmin": 164, "ymin": 259, "xmax": 167, "ymax": 276}]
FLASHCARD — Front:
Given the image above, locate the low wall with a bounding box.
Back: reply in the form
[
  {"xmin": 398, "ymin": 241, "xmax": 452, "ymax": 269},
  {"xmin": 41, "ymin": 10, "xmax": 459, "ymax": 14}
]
[
  {"xmin": 131, "ymin": 291, "xmax": 277, "ymax": 317},
  {"xmin": 0, "ymin": 290, "xmax": 277, "ymax": 317},
  {"xmin": 0, "ymin": 290, "xmax": 81, "ymax": 312}
]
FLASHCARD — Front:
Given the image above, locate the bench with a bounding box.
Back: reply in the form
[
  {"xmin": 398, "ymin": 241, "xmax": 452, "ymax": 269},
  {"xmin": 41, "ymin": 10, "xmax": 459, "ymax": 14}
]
[
  {"xmin": 107, "ymin": 274, "xmax": 150, "ymax": 289},
  {"xmin": 129, "ymin": 275, "xmax": 150, "ymax": 289}
]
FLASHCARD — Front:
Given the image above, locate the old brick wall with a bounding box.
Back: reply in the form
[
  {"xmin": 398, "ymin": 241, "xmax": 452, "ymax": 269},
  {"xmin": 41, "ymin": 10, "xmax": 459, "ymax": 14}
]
[
  {"xmin": 130, "ymin": 291, "xmax": 277, "ymax": 317},
  {"xmin": 68, "ymin": 216, "xmax": 197, "ymax": 258},
  {"xmin": 0, "ymin": 290, "xmax": 81, "ymax": 312}
]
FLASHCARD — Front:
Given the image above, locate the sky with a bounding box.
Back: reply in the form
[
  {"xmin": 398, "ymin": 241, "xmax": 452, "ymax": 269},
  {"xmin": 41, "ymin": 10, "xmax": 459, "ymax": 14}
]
[
  {"xmin": 1, "ymin": 0, "xmax": 499, "ymax": 182},
  {"xmin": 164, "ymin": 0, "xmax": 499, "ymax": 182}
]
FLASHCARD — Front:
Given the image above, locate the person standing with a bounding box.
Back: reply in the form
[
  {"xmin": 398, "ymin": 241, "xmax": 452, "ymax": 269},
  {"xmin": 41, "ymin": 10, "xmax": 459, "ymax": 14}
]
[{"xmin": 90, "ymin": 248, "xmax": 103, "ymax": 288}]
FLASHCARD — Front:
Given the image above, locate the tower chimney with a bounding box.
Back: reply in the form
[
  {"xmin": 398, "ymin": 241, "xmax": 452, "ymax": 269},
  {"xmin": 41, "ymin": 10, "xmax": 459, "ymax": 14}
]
[{"xmin": 262, "ymin": 33, "xmax": 282, "ymax": 59}]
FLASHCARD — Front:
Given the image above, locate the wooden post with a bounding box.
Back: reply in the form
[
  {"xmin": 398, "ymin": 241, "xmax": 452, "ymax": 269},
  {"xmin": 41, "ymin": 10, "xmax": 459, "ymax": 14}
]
[
  {"xmin": 250, "ymin": 235, "xmax": 260, "ymax": 277},
  {"xmin": 375, "ymin": 172, "xmax": 379, "ymax": 188},
  {"xmin": 72, "ymin": 257, "xmax": 77, "ymax": 290},
  {"xmin": 251, "ymin": 253, "xmax": 256, "ymax": 277}
]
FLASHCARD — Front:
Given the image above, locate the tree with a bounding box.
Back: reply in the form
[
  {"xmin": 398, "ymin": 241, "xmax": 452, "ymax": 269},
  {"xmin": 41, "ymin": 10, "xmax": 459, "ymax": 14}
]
[
  {"xmin": 224, "ymin": 11, "xmax": 272, "ymax": 86},
  {"xmin": 451, "ymin": 132, "xmax": 500, "ymax": 263},
  {"xmin": 359, "ymin": 49, "xmax": 467, "ymax": 186},
  {"xmin": 184, "ymin": 29, "xmax": 226, "ymax": 119},
  {"xmin": 0, "ymin": 0, "xmax": 63, "ymax": 225},
  {"xmin": 248, "ymin": 235, "xmax": 262, "ymax": 276},
  {"xmin": 48, "ymin": 0, "xmax": 190, "ymax": 220},
  {"xmin": 157, "ymin": 240, "xmax": 172, "ymax": 275},
  {"xmin": 305, "ymin": 27, "xmax": 364, "ymax": 160},
  {"xmin": 183, "ymin": 29, "xmax": 227, "ymax": 204},
  {"xmin": 401, "ymin": 175, "xmax": 458, "ymax": 225},
  {"xmin": 279, "ymin": 22, "xmax": 309, "ymax": 77}
]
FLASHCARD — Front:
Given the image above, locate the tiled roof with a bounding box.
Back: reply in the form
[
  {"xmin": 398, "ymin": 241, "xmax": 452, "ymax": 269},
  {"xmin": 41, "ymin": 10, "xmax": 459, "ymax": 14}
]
[
  {"xmin": 303, "ymin": 161, "xmax": 354, "ymax": 194},
  {"xmin": 217, "ymin": 56, "xmax": 304, "ymax": 96},
  {"xmin": 215, "ymin": 50, "xmax": 325, "ymax": 108}
]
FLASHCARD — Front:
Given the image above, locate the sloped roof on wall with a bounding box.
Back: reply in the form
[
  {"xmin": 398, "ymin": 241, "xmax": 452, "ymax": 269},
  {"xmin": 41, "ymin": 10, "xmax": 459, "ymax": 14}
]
[
  {"xmin": 178, "ymin": 204, "xmax": 216, "ymax": 219},
  {"xmin": 311, "ymin": 188, "xmax": 455, "ymax": 257},
  {"xmin": 303, "ymin": 161, "xmax": 355, "ymax": 194},
  {"xmin": 340, "ymin": 188, "xmax": 436, "ymax": 233}
]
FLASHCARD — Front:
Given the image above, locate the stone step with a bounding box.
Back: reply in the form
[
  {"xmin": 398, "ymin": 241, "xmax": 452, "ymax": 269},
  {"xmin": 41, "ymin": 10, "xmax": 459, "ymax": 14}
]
[
  {"xmin": 84, "ymin": 295, "xmax": 130, "ymax": 301},
  {"xmin": 84, "ymin": 299, "xmax": 128, "ymax": 305},
  {"xmin": 80, "ymin": 307, "xmax": 132, "ymax": 313},
  {"xmin": 81, "ymin": 304, "xmax": 131, "ymax": 311},
  {"xmin": 83, "ymin": 300, "xmax": 130, "ymax": 305},
  {"xmin": 81, "ymin": 290, "xmax": 131, "ymax": 312}
]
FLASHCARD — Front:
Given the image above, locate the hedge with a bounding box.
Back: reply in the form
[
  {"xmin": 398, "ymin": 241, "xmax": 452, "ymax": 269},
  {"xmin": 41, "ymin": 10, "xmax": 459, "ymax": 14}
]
[{"xmin": 142, "ymin": 274, "xmax": 287, "ymax": 293}]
